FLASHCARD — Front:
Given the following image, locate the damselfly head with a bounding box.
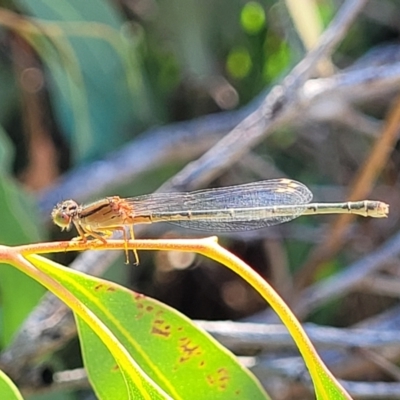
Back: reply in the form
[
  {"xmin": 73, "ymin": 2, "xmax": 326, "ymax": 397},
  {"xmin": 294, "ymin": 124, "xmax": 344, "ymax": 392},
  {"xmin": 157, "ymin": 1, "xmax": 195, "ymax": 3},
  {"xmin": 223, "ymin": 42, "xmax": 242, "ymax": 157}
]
[{"xmin": 51, "ymin": 200, "xmax": 79, "ymax": 231}]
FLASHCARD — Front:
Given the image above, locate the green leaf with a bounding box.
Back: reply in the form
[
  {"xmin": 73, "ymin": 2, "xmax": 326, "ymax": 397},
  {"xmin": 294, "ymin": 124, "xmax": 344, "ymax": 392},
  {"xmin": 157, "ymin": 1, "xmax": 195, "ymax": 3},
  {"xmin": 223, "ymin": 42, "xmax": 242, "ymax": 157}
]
[
  {"xmin": 315, "ymin": 372, "xmax": 351, "ymax": 400},
  {"xmin": 0, "ymin": 370, "xmax": 24, "ymax": 400},
  {"xmin": 28, "ymin": 255, "xmax": 269, "ymax": 400},
  {"xmin": 27, "ymin": 255, "xmax": 171, "ymax": 399},
  {"xmin": 0, "ymin": 128, "xmax": 46, "ymax": 346},
  {"xmin": 17, "ymin": 0, "xmax": 151, "ymax": 162}
]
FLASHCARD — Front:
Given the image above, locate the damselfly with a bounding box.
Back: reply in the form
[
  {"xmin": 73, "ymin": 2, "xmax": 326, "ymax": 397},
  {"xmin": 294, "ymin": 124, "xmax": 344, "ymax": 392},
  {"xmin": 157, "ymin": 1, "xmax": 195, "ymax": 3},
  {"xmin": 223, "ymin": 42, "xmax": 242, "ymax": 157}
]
[{"xmin": 51, "ymin": 178, "xmax": 389, "ymax": 263}]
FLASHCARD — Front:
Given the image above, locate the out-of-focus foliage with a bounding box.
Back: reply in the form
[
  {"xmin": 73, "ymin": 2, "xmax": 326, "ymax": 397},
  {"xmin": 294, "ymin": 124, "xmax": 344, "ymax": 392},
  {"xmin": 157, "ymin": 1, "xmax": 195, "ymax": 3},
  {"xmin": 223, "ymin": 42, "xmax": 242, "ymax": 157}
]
[
  {"xmin": 17, "ymin": 0, "xmax": 153, "ymax": 163},
  {"xmin": 0, "ymin": 128, "xmax": 45, "ymax": 346}
]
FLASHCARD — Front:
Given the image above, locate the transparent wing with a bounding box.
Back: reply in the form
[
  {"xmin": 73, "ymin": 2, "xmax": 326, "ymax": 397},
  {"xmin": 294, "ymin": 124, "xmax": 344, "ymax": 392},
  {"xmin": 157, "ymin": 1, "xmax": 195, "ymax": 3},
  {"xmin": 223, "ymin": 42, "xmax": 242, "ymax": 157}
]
[{"xmin": 126, "ymin": 179, "xmax": 313, "ymax": 232}]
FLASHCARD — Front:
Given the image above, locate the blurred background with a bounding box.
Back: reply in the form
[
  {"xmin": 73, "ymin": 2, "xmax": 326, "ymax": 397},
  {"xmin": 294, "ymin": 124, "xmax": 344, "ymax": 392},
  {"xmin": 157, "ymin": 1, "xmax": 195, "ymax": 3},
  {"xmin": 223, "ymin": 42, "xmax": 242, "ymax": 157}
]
[{"xmin": 1, "ymin": 0, "xmax": 400, "ymax": 398}]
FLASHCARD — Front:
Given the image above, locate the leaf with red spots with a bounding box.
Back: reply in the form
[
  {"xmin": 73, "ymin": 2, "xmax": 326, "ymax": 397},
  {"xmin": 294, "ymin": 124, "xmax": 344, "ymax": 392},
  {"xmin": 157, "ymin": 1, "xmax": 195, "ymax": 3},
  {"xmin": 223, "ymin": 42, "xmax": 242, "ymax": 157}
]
[{"xmin": 28, "ymin": 255, "xmax": 269, "ymax": 399}]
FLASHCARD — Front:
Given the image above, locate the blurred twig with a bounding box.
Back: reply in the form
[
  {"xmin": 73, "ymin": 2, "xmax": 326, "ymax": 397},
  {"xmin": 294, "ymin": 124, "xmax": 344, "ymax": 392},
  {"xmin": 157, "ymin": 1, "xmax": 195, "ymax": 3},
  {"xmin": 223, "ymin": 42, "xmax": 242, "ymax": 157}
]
[
  {"xmin": 235, "ymin": 317, "xmax": 400, "ymax": 399},
  {"xmin": 11, "ymin": 318, "xmax": 400, "ymax": 396},
  {"xmin": 37, "ymin": 106, "xmax": 251, "ymax": 216},
  {"xmin": 295, "ymin": 92, "xmax": 400, "ymax": 289},
  {"xmin": 249, "ymin": 303, "xmax": 400, "ymax": 387},
  {"xmin": 356, "ymin": 347, "xmax": 400, "ymax": 381},
  {"xmin": 160, "ymin": 0, "xmax": 368, "ymax": 191},
  {"xmin": 293, "ymin": 230, "xmax": 400, "ymax": 319},
  {"xmin": 196, "ymin": 320, "xmax": 400, "ymax": 353},
  {"xmin": 254, "ymin": 356, "xmax": 400, "ymax": 400}
]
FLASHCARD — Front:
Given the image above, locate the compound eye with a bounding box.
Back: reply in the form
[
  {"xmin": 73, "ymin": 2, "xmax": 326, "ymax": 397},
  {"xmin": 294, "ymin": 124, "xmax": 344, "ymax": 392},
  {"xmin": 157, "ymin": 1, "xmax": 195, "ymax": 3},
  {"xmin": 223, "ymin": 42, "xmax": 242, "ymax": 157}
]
[
  {"xmin": 51, "ymin": 200, "xmax": 77, "ymax": 231},
  {"xmin": 52, "ymin": 210, "xmax": 72, "ymax": 230}
]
